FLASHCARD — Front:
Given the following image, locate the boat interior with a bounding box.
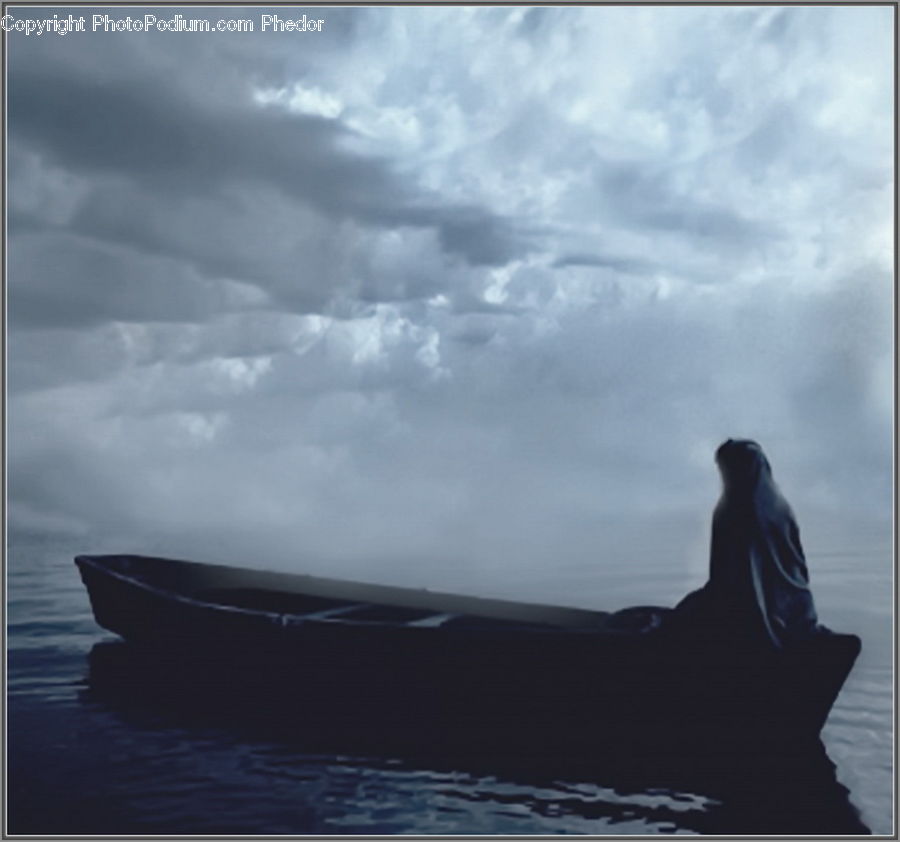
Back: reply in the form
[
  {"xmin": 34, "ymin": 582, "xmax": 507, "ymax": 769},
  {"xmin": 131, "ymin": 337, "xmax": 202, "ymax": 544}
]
[{"xmin": 77, "ymin": 554, "xmax": 612, "ymax": 630}]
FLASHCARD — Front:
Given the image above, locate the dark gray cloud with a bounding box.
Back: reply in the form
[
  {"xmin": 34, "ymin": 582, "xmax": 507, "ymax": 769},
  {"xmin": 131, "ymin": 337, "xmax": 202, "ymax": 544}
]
[
  {"xmin": 8, "ymin": 229, "xmax": 242, "ymax": 328},
  {"xmin": 9, "ymin": 65, "xmax": 394, "ymax": 213},
  {"xmin": 9, "ymin": 325, "xmax": 131, "ymax": 394},
  {"xmin": 552, "ymin": 253, "xmax": 654, "ymax": 275},
  {"xmin": 9, "ymin": 39, "xmax": 525, "ymax": 277}
]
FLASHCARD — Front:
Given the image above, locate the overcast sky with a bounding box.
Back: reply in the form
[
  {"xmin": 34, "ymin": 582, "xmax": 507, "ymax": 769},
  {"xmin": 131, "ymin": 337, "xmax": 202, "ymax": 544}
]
[{"xmin": 7, "ymin": 5, "xmax": 894, "ymax": 603}]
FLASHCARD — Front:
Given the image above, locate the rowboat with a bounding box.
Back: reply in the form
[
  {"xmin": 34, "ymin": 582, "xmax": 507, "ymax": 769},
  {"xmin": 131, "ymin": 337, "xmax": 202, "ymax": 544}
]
[{"xmin": 75, "ymin": 553, "xmax": 861, "ymax": 756}]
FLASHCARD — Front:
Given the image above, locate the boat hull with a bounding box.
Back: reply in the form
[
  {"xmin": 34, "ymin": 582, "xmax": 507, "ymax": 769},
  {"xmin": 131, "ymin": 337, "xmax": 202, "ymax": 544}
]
[{"xmin": 75, "ymin": 554, "xmax": 861, "ymax": 756}]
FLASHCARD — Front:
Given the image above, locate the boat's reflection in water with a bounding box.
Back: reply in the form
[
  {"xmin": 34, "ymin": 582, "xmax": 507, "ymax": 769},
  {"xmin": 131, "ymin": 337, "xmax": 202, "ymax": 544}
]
[{"xmin": 83, "ymin": 640, "xmax": 870, "ymax": 835}]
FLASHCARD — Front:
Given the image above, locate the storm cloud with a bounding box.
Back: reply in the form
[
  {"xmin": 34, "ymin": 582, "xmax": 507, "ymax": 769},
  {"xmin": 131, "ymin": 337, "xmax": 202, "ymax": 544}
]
[{"xmin": 6, "ymin": 5, "xmax": 893, "ymax": 603}]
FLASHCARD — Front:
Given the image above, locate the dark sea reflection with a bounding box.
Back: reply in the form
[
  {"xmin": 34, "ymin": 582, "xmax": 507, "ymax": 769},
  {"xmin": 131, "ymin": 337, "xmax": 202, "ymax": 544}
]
[
  {"xmin": 13, "ymin": 638, "xmax": 869, "ymax": 836},
  {"xmin": 7, "ymin": 536, "xmax": 890, "ymax": 835}
]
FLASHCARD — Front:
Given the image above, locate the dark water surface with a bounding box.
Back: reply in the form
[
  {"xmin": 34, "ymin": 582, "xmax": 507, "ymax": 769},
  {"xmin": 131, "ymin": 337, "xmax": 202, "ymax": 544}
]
[{"xmin": 7, "ymin": 532, "xmax": 893, "ymax": 835}]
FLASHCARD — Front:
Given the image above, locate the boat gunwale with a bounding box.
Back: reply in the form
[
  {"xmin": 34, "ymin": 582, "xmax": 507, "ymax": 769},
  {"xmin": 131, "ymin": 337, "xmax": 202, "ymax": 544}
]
[{"xmin": 76, "ymin": 554, "xmax": 288, "ymax": 624}]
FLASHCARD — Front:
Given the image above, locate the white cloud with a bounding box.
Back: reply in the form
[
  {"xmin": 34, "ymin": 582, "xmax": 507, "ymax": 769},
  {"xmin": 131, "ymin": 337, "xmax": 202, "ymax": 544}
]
[
  {"xmin": 211, "ymin": 356, "xmax": 273, "ymax": 392},
  {"xmin": 253, "ymin": 82, "xmax": 344, "ymax": 119}
]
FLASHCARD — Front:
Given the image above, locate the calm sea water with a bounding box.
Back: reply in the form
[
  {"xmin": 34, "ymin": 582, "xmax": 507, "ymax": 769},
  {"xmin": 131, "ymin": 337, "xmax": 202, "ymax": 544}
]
[{"xmin": 7, "ymin": 529, "xmax": 893, "ymax": 835}]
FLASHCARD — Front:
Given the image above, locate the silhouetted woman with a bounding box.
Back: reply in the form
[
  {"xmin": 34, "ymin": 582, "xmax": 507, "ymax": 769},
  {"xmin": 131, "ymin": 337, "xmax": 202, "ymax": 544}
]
[{"xmin": 672, "ymin": 439, "xmax": 820, "ymax": 648}]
